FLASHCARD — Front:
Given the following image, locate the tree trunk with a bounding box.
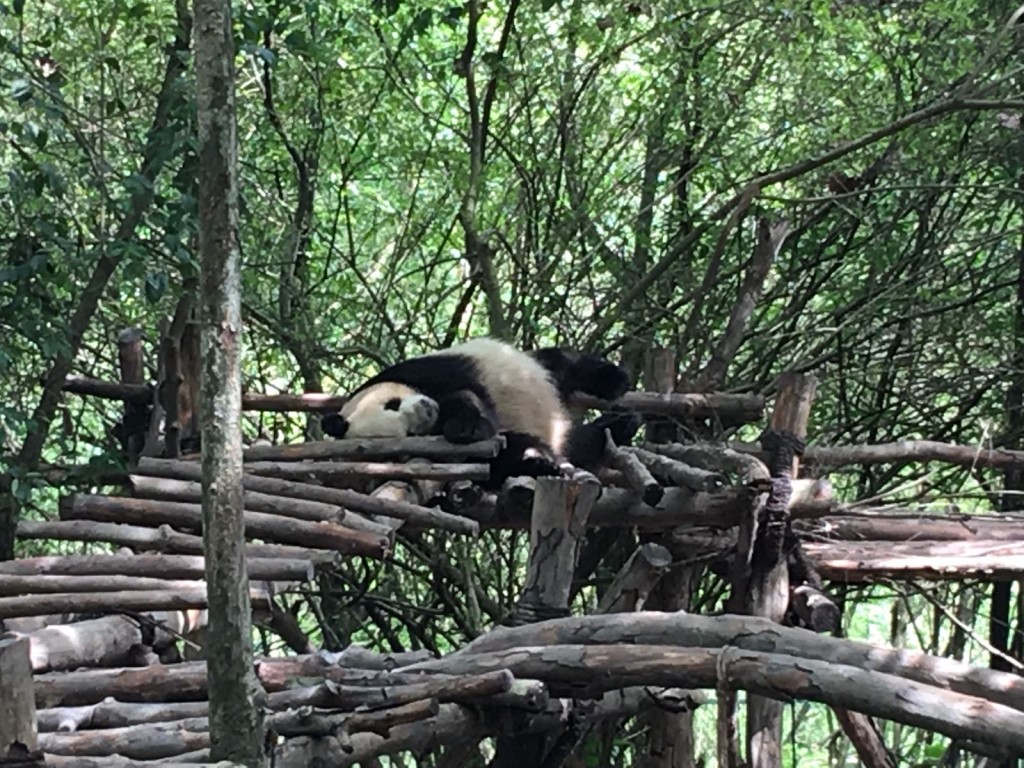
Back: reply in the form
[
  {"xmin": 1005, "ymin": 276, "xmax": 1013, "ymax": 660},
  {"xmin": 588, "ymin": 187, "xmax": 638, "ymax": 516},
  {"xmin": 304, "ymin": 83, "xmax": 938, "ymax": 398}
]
[{"xmin": 194, "ymin": 0, "xmax": 267, "ymax": 762}]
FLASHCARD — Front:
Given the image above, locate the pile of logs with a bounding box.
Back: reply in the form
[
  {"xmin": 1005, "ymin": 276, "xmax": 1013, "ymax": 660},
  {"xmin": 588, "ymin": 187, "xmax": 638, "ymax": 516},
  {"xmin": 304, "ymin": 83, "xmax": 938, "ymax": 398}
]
[{"xmin": 4, "ymin": 363, "xmax": 1022, "ymax": 764}]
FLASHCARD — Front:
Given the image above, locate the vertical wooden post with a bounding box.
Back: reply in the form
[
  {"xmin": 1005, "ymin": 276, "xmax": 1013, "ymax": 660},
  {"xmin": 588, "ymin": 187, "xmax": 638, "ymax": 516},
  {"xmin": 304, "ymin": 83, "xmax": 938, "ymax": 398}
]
[
  {"xmin": 0, "ymin": 637, "xmax": 40, "ymax": 763},
  {"xmin": 513, "ymin": 475, "xmax": 601, "ymax": 623},
  {"xmin": 116, "ymin": 326, "xmax": 150, "ymax": 462},
  {"xmin": 746, "ymin": 371, "xmax": 816, "ymax": 768},
  {"xmin": 492, "ymin": 475, "xmax": 600, "ymax": 767},
  {"xmin": 644, "ymin": 347, "xmax": 678, "ymax": 444}
]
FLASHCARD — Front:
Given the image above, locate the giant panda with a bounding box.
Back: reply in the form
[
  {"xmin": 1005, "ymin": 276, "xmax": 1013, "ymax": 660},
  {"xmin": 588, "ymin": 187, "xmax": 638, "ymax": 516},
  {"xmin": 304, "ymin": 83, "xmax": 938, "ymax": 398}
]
[{"xmin": 320, "ymin": 338, "xmax": 640, "ymax": 488}]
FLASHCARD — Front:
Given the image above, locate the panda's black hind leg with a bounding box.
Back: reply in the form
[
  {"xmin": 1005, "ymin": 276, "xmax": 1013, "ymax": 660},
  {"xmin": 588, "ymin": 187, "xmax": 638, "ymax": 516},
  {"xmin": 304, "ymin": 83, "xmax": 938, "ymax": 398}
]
[
  {"xmin": 485, "ymin": 431, "xmax": 563, "ymax": 489},
  {"xmin": 565, "ymin": 405, "xmax": 643, "ymax": 473},
  {"xmin": 532, "ymin": 348, "xmax": 631, "ymax": 402},
  {"xmin": 568, "ymin": 354, "xmax": 631, "ymax": 402}
]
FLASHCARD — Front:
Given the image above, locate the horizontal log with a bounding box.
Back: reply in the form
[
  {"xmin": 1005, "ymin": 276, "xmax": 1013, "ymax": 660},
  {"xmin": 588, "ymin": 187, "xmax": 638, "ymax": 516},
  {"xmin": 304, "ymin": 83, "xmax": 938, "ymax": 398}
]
[
  {"xmin": 38, "ymin": 718, "xmax": 210, "ymax": 760},
  {"xmin": 0, "ymin": 575, "xmax": 211, "ymax": 596},
  {"xmin": 33, "ymin": 653, "xmax": 442, "ymax": 708},
  {"xmin": 796, "ymin": 514, "xmax": 1024, "ymax": 542},
  {"xmin": 0, "ymin": 554, "xmax": 313, "ymax": 581},
  {"xmin": 0, "ymin": 587, "xmax": 270, "ymax": 620},
  {"xmin": 43, "ymin": 758, "xmax": 235, "ymax": 768},
  {"xmin": 241, "ymin": 392, "xmax": 348, "ymax": 412},
  {"xmin": 128, "ymin": 476, "xmax": 393, "ymax": 538},
  {"xmin": 575, "ymin": 391, "xmax": 764, "ymax": 422},
  {"xmin": 62, "ymin": 377, "xmax": 151, "ymax": 403},
  {"xmin": 36, "ymin": 671, "xmax": 514, "ymax": 732},
  {"xmin": 62, "ymin": 376, "xmax": 763, "ymax": 422},
  {"xmin": 13, "ymin": 616, "xmax": 142, "ymax": 674},
  {"xmin": 428, "ymin": 611, "xmax": 1024, "ymax": 712},
  {"xmin": 806, "ymin": 540, "xmax": 1024, "ymax": 581},
  {"xmin": 464, "ymin": 486, "xmax": 758, "ymax": 530},
  {"xmin": 242, "ymin": 436, "xmax": 505, "ymax": 462},
  {"xmin": 412, "ymin": 643, "xmax": 1024, "ymax": 753},
  {"xmin": 16, "ymin": 520, "xmax": 340, "ymax": 566},
  {"xmin": 136, "ymin": 457, "xmax": 480, "ymax": 536},
  {"xmin": 244, "ymin": 460, "xmax": 490, "ymax": 483},
  {"xmin": 62, "ymin": 495, "xmax": 390, "ymax": 559},
  {"xmin": 278, "ymin": 687, "xmax": 663, "ymax": 767},
  {"xmin": 729, "ymin": 439, "xmax": 1024, "ymax": 471}
]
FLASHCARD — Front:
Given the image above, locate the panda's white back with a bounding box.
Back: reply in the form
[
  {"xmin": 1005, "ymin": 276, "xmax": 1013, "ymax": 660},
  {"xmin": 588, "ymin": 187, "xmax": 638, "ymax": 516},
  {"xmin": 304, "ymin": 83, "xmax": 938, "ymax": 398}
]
[{"xmin": 430, "ymin": 338, "xmax": 571, "ymax": 453}]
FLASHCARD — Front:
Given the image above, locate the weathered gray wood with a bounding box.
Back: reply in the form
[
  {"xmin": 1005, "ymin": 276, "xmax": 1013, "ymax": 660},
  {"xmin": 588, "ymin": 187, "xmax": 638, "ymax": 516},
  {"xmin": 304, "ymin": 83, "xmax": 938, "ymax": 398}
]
[
  {"xmin": 0, "ymin": 637, "xmax": 38, "ymax": 752},
  {"xmin": 513, "ymin": 475, "xmax": 601, "ymax": 623}
]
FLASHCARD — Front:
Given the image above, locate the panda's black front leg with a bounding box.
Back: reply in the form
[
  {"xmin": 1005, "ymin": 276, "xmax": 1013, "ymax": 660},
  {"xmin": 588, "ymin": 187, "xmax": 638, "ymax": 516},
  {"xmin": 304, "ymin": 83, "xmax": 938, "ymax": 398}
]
[
  {"xmin": 493, "ymin": 432, "xmax": 563, "ymax": 483},
  {"xmin": 437, "ymin": 390, "xmax": 498, "ymax": 444}
]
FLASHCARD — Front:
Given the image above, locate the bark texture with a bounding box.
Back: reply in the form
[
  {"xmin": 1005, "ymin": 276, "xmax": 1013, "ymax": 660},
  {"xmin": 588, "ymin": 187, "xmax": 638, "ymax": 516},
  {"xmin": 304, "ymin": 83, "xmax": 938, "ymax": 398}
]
[{"xmin": 194, "ymin": 0, "xmax": 266, "ymax": 763}]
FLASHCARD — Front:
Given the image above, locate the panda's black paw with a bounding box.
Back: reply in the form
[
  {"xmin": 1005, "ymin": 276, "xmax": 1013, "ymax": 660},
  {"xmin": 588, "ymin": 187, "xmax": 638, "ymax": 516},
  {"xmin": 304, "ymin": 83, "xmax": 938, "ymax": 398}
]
[
  {"xmin": 443, "ymin": 414, "xmax": 497, "ymax": 444},
  {"xmin": 591, "ymin": 405, "xmax": 643, "ymax": 446},
  {"xmin": 519, "ymin": 449, "xmax": 563, "ymax": 479},
  {"xmin": 321, "ymin": 413, "xmax": 349, "ymax": 439}
]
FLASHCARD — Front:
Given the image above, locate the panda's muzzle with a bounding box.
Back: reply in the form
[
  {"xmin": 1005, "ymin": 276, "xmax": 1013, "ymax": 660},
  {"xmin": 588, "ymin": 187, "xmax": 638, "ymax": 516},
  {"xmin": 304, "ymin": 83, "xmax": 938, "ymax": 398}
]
[{"xmin": 405, "ymin": 396, "xmax": 440, "ymax": 434}]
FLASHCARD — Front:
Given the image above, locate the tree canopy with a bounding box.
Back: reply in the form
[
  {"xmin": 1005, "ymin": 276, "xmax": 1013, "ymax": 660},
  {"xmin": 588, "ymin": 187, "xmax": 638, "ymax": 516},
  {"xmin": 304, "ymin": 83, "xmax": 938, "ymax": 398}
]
[{"xmin": 3, "ymin": 0, "xmax": 1024, "ymax": 763}]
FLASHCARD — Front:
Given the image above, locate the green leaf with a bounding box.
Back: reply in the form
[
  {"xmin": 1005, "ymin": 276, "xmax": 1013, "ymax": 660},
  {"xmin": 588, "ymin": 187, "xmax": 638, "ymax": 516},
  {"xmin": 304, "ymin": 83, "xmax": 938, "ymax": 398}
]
[
  {"xmin": 11, "ymin": 0, "xmax": 23, "ymax": 17},
  {"xmin": 10, "ymin": 78, "xmax": 32, "ymax": 104},
  {"xmin": 144, "ymin": 271, "xmax": 168, "ymax": 303}
]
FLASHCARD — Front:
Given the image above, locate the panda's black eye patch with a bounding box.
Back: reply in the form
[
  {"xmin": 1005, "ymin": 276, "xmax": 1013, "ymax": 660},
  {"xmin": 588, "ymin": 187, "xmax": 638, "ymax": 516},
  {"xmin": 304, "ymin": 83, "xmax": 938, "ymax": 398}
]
[{"xmin": 384, "ymin": 398, "xmax": 402, "ymax": 411}]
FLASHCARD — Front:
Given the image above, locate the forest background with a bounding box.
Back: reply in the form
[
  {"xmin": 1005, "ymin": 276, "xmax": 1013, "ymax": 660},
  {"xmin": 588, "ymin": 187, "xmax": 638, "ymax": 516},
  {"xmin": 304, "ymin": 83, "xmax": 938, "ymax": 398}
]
[{"xmin": 3, "ymin": 0, "xmax": 1024, "ymax": 764}]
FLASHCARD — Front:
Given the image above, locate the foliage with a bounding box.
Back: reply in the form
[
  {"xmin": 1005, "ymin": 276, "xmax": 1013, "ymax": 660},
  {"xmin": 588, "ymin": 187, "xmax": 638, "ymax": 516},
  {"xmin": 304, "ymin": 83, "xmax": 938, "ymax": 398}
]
[{"xmin": 3, "ymin": 0, "xmax": 1024, "ymax": 764}]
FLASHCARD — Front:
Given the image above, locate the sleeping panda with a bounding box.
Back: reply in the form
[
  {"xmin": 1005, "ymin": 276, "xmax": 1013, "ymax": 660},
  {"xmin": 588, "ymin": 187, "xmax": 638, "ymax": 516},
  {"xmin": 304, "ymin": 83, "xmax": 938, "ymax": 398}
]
[{"xmin": 320, "ymin": 338, "xmax": 640, "ymax": 488}]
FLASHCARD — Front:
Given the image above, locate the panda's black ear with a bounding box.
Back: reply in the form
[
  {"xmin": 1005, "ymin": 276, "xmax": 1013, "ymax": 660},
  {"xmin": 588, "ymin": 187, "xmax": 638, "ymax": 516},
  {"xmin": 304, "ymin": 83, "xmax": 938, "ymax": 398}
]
[{"xmin": 321, "ymin": 413, "xmax": 349, "ymax": 439}]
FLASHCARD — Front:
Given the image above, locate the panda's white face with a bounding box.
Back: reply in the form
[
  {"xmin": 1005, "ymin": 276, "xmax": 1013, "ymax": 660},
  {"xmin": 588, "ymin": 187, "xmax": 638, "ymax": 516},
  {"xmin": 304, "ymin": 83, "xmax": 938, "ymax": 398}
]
[{"xmin": 341, "ymin": 383, "xmax": 439, "ymax": 438}]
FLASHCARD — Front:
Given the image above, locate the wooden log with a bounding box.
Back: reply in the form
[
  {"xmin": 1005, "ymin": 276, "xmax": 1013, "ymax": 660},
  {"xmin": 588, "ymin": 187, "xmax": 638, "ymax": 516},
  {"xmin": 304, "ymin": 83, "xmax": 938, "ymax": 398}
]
[
  {"xmin": 33, "ymin": 654, "xmax": 445, "ymax": 709},
  {"xmin": 746, "ymin": 371, "xmax": 817, "ymax": 768},
  {"xmin": 269, "ymin": 698, "xmax": 440, "ymax": 741},
  {"xmin": 596, "ymin": 542, "xmax": 673, "ymax": 614},
  {"xmin": 603, "ymin": 432, "xmax": 663, "ymax": 506},
  {"xmin": 574, "ymin": 391, "xmax": 764, "ymax": 423},
  {"xmin": 275, "ymin": 687, "xmax": 658, "ymax": 767},
  {"xmin": 38, "ymin": 699, "xmax": 211, "ymax": 733},
  {"xmin": 6, "ymin": 616, "xmax": 142, "ymax": 674},
  {"xmin": 428, "ymin": 611, "xmax": 1024, "ymax": 712},
  {"xmin": 62, "ymin": 495, "xmax": 391, "ymax": 558},
  {"xmin": 62, "ymin": 378, "xmax": 764, "ymax": 423},
  {"xmin": 0, "ymin": 638, "xmax": 38, "ymax": 754},
  {"xmin": 795, "ymin": 514, "xmax": 1024, "ymax": 542},
  {"xmin": 116, "ymin": 327, "xmax": 150, "ymax": 462},
  {"xmin": 38, "ymin": 719, "xmax": 210, "ymax": 760},
  {"xmin": 0, "ymin": 555, "xmax": 313, "ymax": 582},
  {"xmin": 243, "ymin": 460, "xmax": 490, "ymax": 483},
  {"xmin": 37, "ymin": 670, "xmax": 513, "ymax": 733},
  {"xmin": 44, "ymin": 758, "xmax": 237, "ymax": 768},
  {"xmin": 61, "ymin": 377, "xmax": 151, "ymax": 403},
  {"xmin": 806, "ymin": 540, "xmax": 1024, "ymax": 581},
  {"xmin": 241, "ymin": 392, "xmax": 348, "ymax": 412},
  {"xmin": 242, "ymin": 436, "xmax": 504, "ymax": 462},
  {"xmin": 0, "ymin": 575, "xmax": 213, "ymax": 596},
  {"xmin": 470, "ymin": 485, "xmax": 757, "ymax": 531},
  {"xmin": 135, "ymin": 457, "xmax": 480, "ymax": 536},
  {"xmin": 411, "ymin": 643, "xmax": 1024, "ymax": 753},
  {"xmin": 512, "ymin": 475, "xmax": 602, "ymax": 624},
  {"xmin": 729, "ymin": 438, "xmax": 1024, "ymax": 472},
  {"xmin": 15, "ymin": 520, "xmax": 340, "ymax": 566},
  {"xmin": 625, "ymin": 446, "xmax": 727, "ymax": 492},
  {"xmin": 0, "ymin": 588, "xmax": 270, "ymax": 620},
  {"xmin": 128, "ymin": 475, "xmax": 393, "ymax": 538},
  {"xmin": 265, "ymin": 669, "xmax": 514, "ymax": 712},
  {"xmin": 641, "ymin": 347, "xmax": 678, "ymax": 443}
]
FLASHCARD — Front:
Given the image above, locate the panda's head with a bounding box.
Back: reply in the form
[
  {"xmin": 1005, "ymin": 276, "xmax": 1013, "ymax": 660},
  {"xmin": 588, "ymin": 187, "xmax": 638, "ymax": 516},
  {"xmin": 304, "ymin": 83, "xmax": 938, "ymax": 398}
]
[{"xmin": 321, "ymin": 382, "xmax": 439, "ymax": 440}]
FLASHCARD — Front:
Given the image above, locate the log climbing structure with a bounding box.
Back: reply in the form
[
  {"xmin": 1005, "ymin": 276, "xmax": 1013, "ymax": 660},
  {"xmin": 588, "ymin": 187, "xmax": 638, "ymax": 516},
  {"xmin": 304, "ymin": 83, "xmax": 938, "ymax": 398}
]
[{"xmin": 3, "ymin": 328, "xmax": 1024, "ymax": 767}]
